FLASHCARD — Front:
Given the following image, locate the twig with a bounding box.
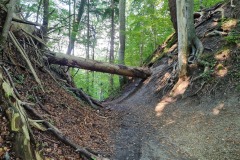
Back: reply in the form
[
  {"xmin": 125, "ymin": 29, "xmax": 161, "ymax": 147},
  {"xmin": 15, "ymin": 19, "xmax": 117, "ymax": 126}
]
[
  {"xmin": 32, "ymin": 89, "xmax": 52, "ymax": 115},
  {"xmin": 192, "ymin": 81, "xmax": 206, "ymax": 96},
  {"xmin": 208, "ymin": 80, "xmax": 220, "ymax": 94},
  {"xmin": 1, "ymin": 66, "xmax": 21, "ymax": 99},
  {"xmin": 73, "ymin": 68, "xmax": 80, "ymax": 78},
  {"xmin": 21, "ymin": 28, "xmax": 47, "ymax": 48}
]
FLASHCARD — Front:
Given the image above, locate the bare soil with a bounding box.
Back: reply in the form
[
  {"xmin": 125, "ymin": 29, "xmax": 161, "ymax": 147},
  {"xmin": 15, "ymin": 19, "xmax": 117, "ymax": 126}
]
[{"xmin": 106, "ymin": 2, "xmax": 240, "ymax": 159}]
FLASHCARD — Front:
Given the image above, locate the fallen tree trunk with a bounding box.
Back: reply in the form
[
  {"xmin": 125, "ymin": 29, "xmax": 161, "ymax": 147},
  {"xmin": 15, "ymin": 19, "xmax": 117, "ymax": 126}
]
[{"xmin": 45, "ymin": 51, "xmax": 152, "ymax": 79}]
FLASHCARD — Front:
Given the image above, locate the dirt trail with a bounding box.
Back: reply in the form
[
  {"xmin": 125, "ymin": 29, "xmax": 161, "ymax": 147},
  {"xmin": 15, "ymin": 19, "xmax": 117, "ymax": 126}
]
[
  {"xmin": 105, "ymin": 2, "xmax": 240, "ymax": 159},
  {"xmin": 106, "ymin": 59, "xmax": 240, "ymax": 160}
]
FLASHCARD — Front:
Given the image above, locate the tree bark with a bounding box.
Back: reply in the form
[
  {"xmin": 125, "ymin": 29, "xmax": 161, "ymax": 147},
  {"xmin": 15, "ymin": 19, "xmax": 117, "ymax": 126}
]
[
  {"xmin": 119, "ymin": 0, "xmax": 126, "ymax": 85},
  {"xmin": 109, "ymin": 0, "xmax": 115, "ymax": 92},
  {"xmin": 86, "ymin": 0, "xmax": 90, "ymax": 92},
  {"xmin": 0, "ymin": 69, "xmax": 34, "ymax": 160},
  {"xmin": 36, "ymin": 0, "xmax": 42, "ymax": 23},
  {"xmin": 0, "ymin": 0, "xmax": 16, "ymax": 52},
  {"xmin": 168, "ymin": 0, "xmax": 177, "ymax": 33},
  {"xmin": 46, "ymin": 52, "xmax": 151, "ymax": 79},
  {"xmin": 176, "ymin": 0, "xmax": 203, "ymax": 77},
  {"xmin": 42, "ymin": 0, "xmax": 49, "ymax": 42},
  {"xmin": 66, "ymin": 0, "xmax": 86, "ymax": 55}
]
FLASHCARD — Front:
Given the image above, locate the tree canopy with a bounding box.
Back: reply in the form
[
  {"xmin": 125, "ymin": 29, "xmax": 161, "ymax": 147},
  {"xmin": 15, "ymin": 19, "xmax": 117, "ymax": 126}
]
[{"xmin": 16, "ymin": 0, "xmax": 224, "ymax": 100}]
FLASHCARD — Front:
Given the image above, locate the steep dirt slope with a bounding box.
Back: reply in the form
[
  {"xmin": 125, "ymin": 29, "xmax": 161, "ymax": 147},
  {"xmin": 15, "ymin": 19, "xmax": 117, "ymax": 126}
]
[
  {"xmin": 0, "ymin": 10, "xmax": 112, "ymax": 160},
  {"xmin": 107, "ymin": 2, "xmax": 240, "ymax": 159}
]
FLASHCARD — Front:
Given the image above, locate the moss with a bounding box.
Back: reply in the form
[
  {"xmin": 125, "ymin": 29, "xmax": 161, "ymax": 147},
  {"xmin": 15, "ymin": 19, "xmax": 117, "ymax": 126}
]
[
  {"xmin": 236, "ymin": 85, "xmax": 240, "ymax": 92},
  {"xmin": 225, "ymin": 20, "xmax": 240, "ymax": 44}
]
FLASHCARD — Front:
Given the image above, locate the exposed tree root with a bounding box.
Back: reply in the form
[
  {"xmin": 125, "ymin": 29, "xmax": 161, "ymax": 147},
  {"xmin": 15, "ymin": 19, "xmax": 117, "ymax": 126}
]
[{"xmin": 0, "ymin": 68, "xmax": 35, "ymax": 160}]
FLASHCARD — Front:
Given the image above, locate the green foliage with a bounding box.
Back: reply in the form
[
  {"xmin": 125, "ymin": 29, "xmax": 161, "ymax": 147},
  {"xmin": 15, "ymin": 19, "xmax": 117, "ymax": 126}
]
[
  {"xmin": 225, "ymin": 21, "xmax": 240, "ymax": 44},
  {"xmin": 72, "ymin": 69, "xmax": 120, "ymax": 100},
  {"xmin": 194, "ymin": 0, "xmax": 224, "ymax": 11},
  {"xmin": 19, "ymin": 0, "xmax": 226, "ymax": 100},
  {"xmin": 14, "ymin": 74, "xmax": 25, "ymax": 84},
  {"xmin": 125, "ymin": 0, "xmax": 173, "ymax": 66}
]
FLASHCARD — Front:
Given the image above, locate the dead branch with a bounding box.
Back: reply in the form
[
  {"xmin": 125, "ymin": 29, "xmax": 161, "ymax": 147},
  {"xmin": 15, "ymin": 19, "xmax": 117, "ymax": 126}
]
[
  {"xmin": 12, "ymin": 18, "xmax": 42, "ymax": 26},
  {"xmin": 32, "ymin": 89, "xmax": 52, "ymax": 115},
  {"xmin": 21, "ymin": 28, "xmax": 47, "ymax": 48},
  {"xmin": 45, "ymin": 51, "xmax": 152, "ymax": 79},
  {"xmin": 2, "ymin": 66, "xmax": 21, "ymax": 99},
  {"xmin": 8, "ymin": 31, "xmax": 44, "ymax": 92},
  {"xmin": 205, "ymin": 30, "xmax": 228, "ymax": 37},
  {"xmin": 23, "ymin": 104, "xmax": 108, "ymax": 160},
  {"xmin": 69, "ymin": 87, "xmax": 98, "ymax": 109}
]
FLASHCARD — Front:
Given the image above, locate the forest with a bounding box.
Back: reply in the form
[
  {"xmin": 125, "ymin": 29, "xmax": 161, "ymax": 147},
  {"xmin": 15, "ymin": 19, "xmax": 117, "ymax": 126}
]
[
  {"xmin": 8, "ymin": 0, "xmax": 223, "ymax": 99},
  {"xmin": 0, "ymin": 0, "xmax": 240, "ymax": 159}
]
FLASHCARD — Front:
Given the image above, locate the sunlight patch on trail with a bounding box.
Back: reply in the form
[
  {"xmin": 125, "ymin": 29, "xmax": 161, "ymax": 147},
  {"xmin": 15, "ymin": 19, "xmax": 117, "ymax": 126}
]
[
  {"xmin": 212, "ymin": 103, "xmax": 225, "ymax": 115},
  {"xmin": 155, "ymin": 77, "xmax": 190, "ymax": 117}
]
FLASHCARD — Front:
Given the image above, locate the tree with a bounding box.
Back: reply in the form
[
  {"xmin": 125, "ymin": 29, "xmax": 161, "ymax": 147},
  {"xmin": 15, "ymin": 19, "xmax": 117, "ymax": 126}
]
[
  {"xmin": 42, "ymin": 0, "xmax": 49, "ymax": 42},
  {"xmin": 46, "ymin": 51, "xmax": 151, "ymax": 78},
  {"xmin": 170, "ymin": 0, "xmax": 203, "ymax": 78},
  {"xmin": 118, "ymin": 0, "xmax": 126, "ymax": 85},
  {"xmin": 66, "ymin": 0, "xmax": 86, "ymax": 55},
  {"xmin": 109, "ymin": 0, "xmax": 115, "ymax": 92},
  {"xmin": 168, "ymin": 0, "xmax": 177, "ymax": 33},
  {"xmin": 0, "ymin": 0, "xmax": 16, "ymax": 52},
  {"xmin": 86, "ymin": 0, "xmax": 90, "ymax": 92}
]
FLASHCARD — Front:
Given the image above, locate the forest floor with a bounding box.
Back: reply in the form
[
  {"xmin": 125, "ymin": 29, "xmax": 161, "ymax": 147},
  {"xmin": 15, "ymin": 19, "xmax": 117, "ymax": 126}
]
[{"xmin": 0, "ymin": 1, "xmax": 240, "ymax": 160}]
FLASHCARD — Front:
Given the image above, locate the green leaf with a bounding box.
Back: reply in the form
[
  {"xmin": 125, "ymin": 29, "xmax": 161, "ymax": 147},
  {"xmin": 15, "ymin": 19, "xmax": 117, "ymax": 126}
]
[{"xmin": 2, "ymin": 82, "xmax": 13, "ymax": 97}]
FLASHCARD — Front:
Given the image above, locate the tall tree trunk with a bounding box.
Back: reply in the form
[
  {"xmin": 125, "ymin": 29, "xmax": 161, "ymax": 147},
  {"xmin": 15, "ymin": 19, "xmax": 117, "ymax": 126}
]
[
  {"xmin": 68, "ymin": 0, "xmax": 71, "ymax": 46},
  {"xmin": 66, "ymin": 0, "xmax": 86, "ymax": 55},
  {"xmin": 168, "ymin": 0, "xmax": 177, "ymax": 34},
  {"xmin": 42, "ymin": 0, "xmax": 49, "ymax": 42},
  {"xmin": 118, "ymin": 0, "xmax": 126, "ymax": 86},
  {"xmin": 45, "ymin": 52, "xmax": 151, "ymax": 79},
  {"xmin": 86, "ymin": 0, "xmax": 90, "ymax": 92},
  {"xmin": 0, "ymin": 0, "xmax": 16, "ymax": 53},
  {"xmin": 91, "ymin": 45, "xmax": 95, "ymax": 95},
  {"xmin": 109, "ymin": 0, "xmax": 115, "ymax": 92},
  {"xmin": 36, "ymin": 0, "xmax": 42, "ymax": 23},
  {"xmin": 176, "ymin": 0, "xmax": 203, "ymax": 77}
]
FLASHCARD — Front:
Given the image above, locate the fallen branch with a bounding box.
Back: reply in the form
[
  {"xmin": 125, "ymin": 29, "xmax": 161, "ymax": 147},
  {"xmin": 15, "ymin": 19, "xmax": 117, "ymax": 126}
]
[
  {"xmin": 12, "ymin": 17, "xmax": 42, "ymax": 26},
  {"xmin": 22, "ymin": 28, "xmax": 47, "ymax": 48},
  {"xmin": 69, "ymin": 87, "xmax": 98, "ymax": 109},
  {"xmin": 23, "ymin": 104, "xmax": 108, "ymax": 160},
  {"xmin": 45, "ymin": 51, "xmax": 152, "ymax": 79},
  {"xmin": 2, "ymin": 66, "xmax": 21, "ymax": 99},
  {"xmin": 32, "ymin": 89, "xmax": 52, "ymax": 115},
  {"xmin": 91, "ymin": 98, "xmax": 104, "ymax": 108},
  {"xmin": 205, "ymin": 30, "xmax": 228, "ymax": 37},
  {"xmin": 9, "ymin": 31, "xmax": 44, "ymax": 92}
]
